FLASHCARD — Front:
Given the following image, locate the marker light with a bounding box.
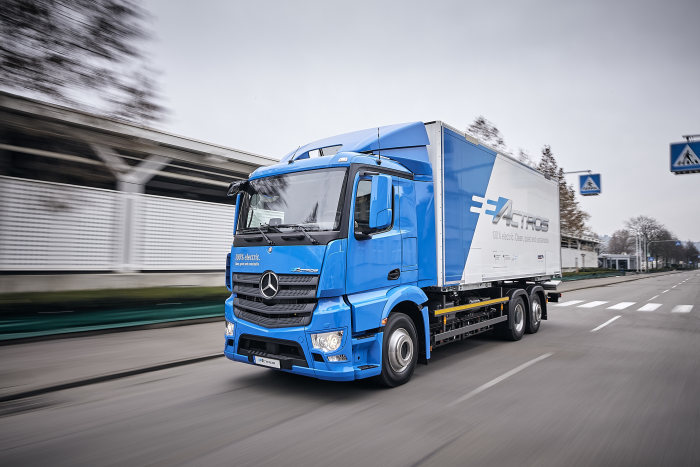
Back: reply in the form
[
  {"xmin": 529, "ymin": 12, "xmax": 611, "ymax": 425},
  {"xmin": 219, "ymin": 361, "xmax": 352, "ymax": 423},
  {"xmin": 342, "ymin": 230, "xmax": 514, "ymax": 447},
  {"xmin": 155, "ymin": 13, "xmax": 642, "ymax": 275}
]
[{"xmin": 311, "ymin": 330, "xmax": 343, "ymax": 353}]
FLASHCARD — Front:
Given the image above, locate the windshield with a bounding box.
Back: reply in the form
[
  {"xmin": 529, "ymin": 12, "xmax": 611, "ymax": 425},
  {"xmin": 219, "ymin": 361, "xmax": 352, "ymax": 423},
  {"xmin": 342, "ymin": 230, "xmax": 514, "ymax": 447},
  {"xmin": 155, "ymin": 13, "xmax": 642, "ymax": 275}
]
[{"xmin": 238, "ymin": 168, "xmax": 347, "ymax": 232}]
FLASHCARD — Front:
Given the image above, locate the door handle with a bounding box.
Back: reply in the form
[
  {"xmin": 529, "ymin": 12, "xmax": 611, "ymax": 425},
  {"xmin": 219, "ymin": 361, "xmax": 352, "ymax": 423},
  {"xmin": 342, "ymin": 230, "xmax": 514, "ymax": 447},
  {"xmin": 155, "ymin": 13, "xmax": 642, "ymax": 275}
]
[{"xmin": 388, "ymin": 268, "xmax": 400, "ymax": 280}]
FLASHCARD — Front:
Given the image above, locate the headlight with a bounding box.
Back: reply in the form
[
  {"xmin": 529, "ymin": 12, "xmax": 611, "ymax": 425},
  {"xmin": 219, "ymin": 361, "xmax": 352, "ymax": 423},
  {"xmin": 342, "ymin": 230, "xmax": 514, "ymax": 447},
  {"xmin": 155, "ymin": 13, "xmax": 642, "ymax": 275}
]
[
  {"xmin": 225, "ymin": 320, "xmax": 235, "ymax": 336},
  {"xmin": 311, "ymin": 330, "xmax": 343, "ymax": 353}
]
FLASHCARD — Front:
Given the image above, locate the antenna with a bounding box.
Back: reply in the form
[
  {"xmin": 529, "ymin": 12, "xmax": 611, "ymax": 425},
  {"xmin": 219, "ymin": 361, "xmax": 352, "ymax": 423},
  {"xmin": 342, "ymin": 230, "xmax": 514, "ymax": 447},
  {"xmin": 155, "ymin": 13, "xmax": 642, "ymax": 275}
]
[
  {"xmin": 376, "ymin": 127, "xmax": 382, "ymax": 165},
  {"xmin": 288, "ymin": 145, "xmax": 301, "ymax": 164}
]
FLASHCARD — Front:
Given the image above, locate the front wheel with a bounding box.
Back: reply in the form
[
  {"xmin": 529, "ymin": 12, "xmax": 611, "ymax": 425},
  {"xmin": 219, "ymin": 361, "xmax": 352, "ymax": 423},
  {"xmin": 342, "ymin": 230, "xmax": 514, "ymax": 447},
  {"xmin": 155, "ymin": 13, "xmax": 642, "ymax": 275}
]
[{"xmin": 377, "ymin": 313, "xmax": 418, "ymax": 387}]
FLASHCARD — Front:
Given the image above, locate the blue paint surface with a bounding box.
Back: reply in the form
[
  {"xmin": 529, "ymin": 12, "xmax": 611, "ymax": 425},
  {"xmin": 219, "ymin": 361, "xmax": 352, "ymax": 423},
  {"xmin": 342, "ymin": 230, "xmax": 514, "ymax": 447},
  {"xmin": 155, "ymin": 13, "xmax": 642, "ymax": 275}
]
[{"xmin": 442, "ymin": 128, "xmax": 496, "ymax": 283}]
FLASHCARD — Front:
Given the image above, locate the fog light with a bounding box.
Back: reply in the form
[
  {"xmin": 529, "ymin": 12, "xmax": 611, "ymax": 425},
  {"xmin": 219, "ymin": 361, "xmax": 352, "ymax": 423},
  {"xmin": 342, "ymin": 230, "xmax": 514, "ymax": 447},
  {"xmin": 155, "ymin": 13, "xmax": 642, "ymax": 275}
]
[
  {"xmin": 311, "ymin": 330, "xmax": 343, "ymax": 353},
  {"xmin": 327, "ymin": 355, "xmax": 348, "ymax": 362},
  {"xmin": 225, "ymin": 320, "xmax": 235, "ymax": 336}
]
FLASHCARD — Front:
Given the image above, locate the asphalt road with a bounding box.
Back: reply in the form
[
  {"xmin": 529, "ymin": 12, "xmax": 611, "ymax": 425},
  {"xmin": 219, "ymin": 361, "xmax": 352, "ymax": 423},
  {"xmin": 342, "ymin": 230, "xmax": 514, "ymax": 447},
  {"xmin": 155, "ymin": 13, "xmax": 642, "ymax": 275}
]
[{"xmin": 1, "ymin": 271, "xmax": 698, "ymax": 466}]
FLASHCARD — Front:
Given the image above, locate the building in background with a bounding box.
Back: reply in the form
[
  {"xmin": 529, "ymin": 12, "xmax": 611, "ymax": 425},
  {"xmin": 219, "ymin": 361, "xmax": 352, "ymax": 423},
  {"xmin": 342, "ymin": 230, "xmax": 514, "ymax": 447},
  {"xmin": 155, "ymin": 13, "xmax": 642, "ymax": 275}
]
[
  {"xmin": 0, "ymin": 92, "xmax": 277, "ymax": 293},
  {"xmin": 560, "ymin": 233, "xmax": 601, "ymax": 271},
  {"xmin": 599, "ymin": 253, "xmax": 639, "ymax": 271}
]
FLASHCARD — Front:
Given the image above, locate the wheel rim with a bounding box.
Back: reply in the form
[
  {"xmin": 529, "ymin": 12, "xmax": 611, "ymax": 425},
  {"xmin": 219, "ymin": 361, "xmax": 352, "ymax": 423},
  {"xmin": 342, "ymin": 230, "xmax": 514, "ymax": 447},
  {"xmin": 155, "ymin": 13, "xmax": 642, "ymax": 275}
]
[
  {"xmin": 532, "ymin": 301, "xmax": 542, "ymax": 325},
  {"xmin": 387, "ymin": 327, "xmax": 413, "ymax": 373},
  {"xmin": 514, "ymin": 303, "xmax": 524, "ymax": 333}
]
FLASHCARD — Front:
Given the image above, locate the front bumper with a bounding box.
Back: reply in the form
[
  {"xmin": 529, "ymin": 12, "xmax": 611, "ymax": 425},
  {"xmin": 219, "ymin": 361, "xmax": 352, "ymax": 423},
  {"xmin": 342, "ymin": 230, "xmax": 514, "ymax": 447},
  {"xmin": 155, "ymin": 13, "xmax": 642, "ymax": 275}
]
[{"xmin": 224, "ymin": 295, "xmax": 382, "ymax": 381}]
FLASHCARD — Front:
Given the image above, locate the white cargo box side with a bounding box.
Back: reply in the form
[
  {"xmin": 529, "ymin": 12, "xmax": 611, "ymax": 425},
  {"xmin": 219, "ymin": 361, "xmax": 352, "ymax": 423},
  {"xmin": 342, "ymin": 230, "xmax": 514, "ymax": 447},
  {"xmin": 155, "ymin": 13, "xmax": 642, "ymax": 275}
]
[{"xmin": 426, "ymin": 122, "xmax": 561, "ymax": 288}]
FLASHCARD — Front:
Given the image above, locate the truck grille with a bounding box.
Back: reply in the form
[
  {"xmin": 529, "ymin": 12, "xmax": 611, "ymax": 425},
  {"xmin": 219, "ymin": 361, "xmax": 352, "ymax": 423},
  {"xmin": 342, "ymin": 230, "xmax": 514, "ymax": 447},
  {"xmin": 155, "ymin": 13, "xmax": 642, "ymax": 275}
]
[{"xmin": 232, "ymin": 273, "xmax": 318, "ymax": 328}]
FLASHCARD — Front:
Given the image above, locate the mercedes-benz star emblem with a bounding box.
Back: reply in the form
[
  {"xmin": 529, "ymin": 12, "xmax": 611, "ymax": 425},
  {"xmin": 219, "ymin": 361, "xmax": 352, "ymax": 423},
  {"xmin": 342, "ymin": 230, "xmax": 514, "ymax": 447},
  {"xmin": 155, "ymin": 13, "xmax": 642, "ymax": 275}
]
[{"xmin": 259, "ymin": 271, "xmax": 279, "ymax": 299}]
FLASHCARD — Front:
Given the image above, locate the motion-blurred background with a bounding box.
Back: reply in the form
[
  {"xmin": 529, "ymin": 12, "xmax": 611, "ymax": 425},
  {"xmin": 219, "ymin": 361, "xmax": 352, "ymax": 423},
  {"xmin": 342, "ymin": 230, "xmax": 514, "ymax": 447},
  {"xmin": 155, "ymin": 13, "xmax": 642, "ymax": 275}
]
[{"xmin": 0, "ymin": 1, "xmax": 275, "ymax": 339}]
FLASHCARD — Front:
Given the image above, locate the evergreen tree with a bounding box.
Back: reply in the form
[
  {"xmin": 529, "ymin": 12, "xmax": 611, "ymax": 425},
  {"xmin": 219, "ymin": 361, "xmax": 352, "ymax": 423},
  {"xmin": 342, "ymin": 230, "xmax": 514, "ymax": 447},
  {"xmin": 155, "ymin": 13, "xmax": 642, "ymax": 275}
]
[
  {"xmin": 0, "ymin": 0, "xmax": 165, "ymax": 123},
  {"xmin": 536, "ymin": 146, "xmax": 590, "ymax": 236},
  {"xmin": 466, "ymin": 116, "xmax": 509, "ymax": 154}
]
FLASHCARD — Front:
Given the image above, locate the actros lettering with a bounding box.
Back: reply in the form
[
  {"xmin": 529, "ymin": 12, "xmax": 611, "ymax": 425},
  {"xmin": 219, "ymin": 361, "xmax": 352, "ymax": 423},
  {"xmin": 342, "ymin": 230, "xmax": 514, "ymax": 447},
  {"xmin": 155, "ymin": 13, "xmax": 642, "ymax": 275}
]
[{"xmin": 470, "ymin": 195, "xmax": 549, "ymax": 232}]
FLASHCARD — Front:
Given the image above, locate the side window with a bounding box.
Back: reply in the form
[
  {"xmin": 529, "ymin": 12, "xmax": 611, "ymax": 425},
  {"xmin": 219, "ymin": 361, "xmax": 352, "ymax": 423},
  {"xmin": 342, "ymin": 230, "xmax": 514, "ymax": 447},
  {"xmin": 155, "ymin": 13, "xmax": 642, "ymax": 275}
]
[
  {"xmin": 353, "ymin": 177, "xmax": 394, "ymax": 234},
  {"xmin": 354, "ymin": 179, "xmax": 372, "ymax": 232}
]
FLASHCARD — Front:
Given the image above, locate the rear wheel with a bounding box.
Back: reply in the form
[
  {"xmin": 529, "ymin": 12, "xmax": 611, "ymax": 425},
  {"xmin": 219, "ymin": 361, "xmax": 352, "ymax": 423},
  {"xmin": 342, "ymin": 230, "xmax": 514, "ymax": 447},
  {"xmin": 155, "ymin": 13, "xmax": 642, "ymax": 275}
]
[
  {"xmin": 497, "ymin": 295, "xmax": 526, "ymax": 341},
  {"xmin": 526, "ymin": 294, "xmax": 542, "ymax": 334},
  {"xmin": 377, "ymin": 313, "xmax": 418, "ymax": 387}
]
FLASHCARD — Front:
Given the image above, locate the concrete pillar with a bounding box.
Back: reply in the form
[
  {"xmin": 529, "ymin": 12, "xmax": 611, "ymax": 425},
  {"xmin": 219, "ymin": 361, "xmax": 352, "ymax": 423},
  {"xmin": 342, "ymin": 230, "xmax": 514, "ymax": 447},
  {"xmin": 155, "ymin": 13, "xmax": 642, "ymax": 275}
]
[{"xmin": 91, "ymin": 144, "xmax": 171, "ymax": 272}]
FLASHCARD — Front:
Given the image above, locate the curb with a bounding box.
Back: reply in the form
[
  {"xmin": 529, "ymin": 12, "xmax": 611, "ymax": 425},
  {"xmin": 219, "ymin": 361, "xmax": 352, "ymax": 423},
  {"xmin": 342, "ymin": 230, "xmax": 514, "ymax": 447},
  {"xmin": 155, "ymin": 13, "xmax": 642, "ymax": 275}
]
[
  {"xmin": 559, "ymin": 270, "xmax": 683, "ymax": 293},
  {"xmin": 0, "ymin": 354, "xmax": 223, "ymax": 403},
  {"xmin": 0, "ymin": 316, "xmax": 222, "ymax": 346}
]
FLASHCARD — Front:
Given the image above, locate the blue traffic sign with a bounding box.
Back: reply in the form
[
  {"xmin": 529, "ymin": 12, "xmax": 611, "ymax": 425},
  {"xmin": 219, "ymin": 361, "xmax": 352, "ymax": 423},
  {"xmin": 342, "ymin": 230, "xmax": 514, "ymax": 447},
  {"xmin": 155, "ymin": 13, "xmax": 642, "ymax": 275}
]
[
  {"xmin": 670, "ymin": 141, "xmax": 700, "ymax": 173},
  {"xmin": 579, "ymin": 173, "xmax": 601, "ymax": 196}
]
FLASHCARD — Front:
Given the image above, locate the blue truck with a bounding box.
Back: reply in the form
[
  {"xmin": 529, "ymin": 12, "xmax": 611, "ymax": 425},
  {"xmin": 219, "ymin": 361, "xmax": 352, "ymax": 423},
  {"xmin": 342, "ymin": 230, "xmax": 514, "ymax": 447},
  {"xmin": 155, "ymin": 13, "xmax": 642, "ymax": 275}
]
[{"xmin": 224, "ymin": 121, "xmax": 561, "ymax": 386}]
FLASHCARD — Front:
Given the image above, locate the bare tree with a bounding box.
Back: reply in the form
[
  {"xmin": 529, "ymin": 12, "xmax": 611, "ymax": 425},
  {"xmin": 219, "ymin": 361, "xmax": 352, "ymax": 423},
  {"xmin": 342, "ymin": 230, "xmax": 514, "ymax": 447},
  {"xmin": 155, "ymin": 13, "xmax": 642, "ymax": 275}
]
[
  {"xmin": 0, "ymin": 0, "xmax": 165, "ymax": 123},
  {"xmin": 683, "ymin": 241, "xmax": 699, "ymax": 266},
  {"xmin": 607, "ymin": 229, "xmax": 635, "ymax": 254},
  {"xmin": 625, "ymin": 216, "xmax": 664, "ymax": 247}
]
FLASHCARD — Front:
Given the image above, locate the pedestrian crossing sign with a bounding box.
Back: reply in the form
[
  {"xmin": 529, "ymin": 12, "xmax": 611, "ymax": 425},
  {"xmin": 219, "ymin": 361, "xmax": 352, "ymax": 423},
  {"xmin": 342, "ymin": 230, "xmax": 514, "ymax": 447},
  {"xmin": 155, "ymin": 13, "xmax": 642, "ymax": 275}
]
[
  {"xmin": 670, "ymin": 141, "xmax": 700, "ymax": 174},
  {"xmin": 579, "ymin": 173, "xmax": 601, "ymax": 196}
]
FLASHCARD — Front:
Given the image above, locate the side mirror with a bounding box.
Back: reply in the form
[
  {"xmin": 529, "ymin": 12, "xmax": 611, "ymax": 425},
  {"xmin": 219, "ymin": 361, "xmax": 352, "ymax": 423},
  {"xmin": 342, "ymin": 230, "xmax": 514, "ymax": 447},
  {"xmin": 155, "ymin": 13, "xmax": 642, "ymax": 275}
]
[
  {"xmin": 368, "ymin": 174, "xmax": 392, "ymax": 230},
  {"xmin": 227, "ymin": 179, "xmax": 249, "ymax": 197}
]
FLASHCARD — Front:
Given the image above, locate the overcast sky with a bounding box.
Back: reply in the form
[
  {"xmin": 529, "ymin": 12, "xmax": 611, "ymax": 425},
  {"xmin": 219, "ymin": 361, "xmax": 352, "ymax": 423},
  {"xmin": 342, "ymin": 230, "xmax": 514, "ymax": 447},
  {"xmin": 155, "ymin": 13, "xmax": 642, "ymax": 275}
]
[{"xmin": 144, "ymin": 0, "xmax": 700, "ymax": 240}]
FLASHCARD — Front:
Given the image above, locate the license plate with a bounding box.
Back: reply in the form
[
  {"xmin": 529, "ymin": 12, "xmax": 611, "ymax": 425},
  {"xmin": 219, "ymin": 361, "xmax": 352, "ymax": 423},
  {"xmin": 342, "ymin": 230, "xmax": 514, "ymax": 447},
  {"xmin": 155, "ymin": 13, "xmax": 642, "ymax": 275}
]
[{"xmin": 254, "ymin": 356, "xmax": 280, "ymax": 369}]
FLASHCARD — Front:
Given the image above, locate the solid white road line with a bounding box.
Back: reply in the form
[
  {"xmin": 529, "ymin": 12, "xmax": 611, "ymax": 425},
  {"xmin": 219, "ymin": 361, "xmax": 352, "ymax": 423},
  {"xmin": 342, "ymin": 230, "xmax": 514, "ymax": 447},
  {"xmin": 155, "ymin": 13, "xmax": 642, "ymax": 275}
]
[
  {"xmin": 638, "ymin": 303, "xmax": 662, "ymax": 312},
  {"xmin": 591, "ymin": 315, "xmax": 622, "ymax": 332},
  {"xmin": 671, "ymin": 305, "xmax": 693, "ymax": 313},
  {"xmin": 578, "ymin": 301, "xmax": 608, "ymax": 308},
  {"xmin": 447, "ymin": 353, "xmax": 554, "ymax": 407},
  {"xmin": 607, "ymin": 302, "xmax": 635, "ymax": 310},
  {"xmin": 648, "ymin": 295, "xmax": 659, "ymax": 301},
  {"xmin": 555, "ymin": 300, "xmax": 584, "ymax": 307}
]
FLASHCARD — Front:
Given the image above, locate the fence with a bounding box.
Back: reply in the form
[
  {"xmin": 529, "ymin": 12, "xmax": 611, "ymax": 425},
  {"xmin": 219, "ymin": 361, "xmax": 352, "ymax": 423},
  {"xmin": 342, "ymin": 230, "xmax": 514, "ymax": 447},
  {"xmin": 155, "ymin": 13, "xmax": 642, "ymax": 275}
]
[{"xmin": 0, "ymin": 176, "xmax": 234, "ymax": 272}]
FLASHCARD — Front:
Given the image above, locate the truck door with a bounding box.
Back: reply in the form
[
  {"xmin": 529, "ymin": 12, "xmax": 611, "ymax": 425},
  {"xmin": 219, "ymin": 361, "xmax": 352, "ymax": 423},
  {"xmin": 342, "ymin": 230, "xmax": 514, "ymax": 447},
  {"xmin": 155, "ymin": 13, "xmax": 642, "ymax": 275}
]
[{"xmin": 346, "ymin": 172, "xmax": 402, "ymax": 295}]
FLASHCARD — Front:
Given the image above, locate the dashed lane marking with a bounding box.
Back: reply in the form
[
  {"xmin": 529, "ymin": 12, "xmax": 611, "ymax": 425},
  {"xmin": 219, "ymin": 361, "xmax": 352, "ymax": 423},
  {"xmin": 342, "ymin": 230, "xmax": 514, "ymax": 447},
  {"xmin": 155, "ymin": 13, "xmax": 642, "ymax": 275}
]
[
  {"xmin": 638, "ymin": 303, "xmax": 662, "ymax": 312},
  {"xmin": 661, "ymin": 289, "xmax": 669, "ymax": 293},
  {"xmin": 607, "ymin": 302, "xmax": 635, "ymax": 310},
  {"xmin": 578, "ymin": 301, "xmax": 609, "ymax": 308},
  {"xmin": 591, "ymin": 315, "xmax": 622, "ymax": 332},
  {"xmin": 648, "ymin": 295, "xmax": 659, "ymax": 301},
  {"xmin": 555, "ymin": 300, "xmax": 584, "ymax": 307},
  {"xmin": 671, "ymin": 305, "xmax": 693, "ymax": 313},
  {"xmin": 447, "ymin": 353, "xmax": 554, "ymax": 407}
]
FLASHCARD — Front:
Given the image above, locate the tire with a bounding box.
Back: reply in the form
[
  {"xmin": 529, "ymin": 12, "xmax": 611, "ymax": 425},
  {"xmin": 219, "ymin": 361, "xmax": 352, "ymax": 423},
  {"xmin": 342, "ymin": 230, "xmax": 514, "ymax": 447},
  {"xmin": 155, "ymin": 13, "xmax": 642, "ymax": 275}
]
[
  {"xmin": 526, "ymin": 293, "xmax": 542, "ymax": 334},
  {"xmin": 497, "ymin": 295, "xmax": 526, "ymax": 341},
  {"xmin": 377, "ymin": 312, "xmax": 418, "ymax": 387}
]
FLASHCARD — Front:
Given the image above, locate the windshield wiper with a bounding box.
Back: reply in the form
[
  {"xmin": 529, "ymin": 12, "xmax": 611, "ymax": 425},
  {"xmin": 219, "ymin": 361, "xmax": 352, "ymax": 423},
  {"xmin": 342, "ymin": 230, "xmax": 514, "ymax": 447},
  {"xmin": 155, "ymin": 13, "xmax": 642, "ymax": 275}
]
[
  {"xmin": 255, "ymin": 226, "xmax": 275, "ymax": 245},
  {"xmin": 278, "ymin": 224, "xmax": 319, "ymax": 245}
]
